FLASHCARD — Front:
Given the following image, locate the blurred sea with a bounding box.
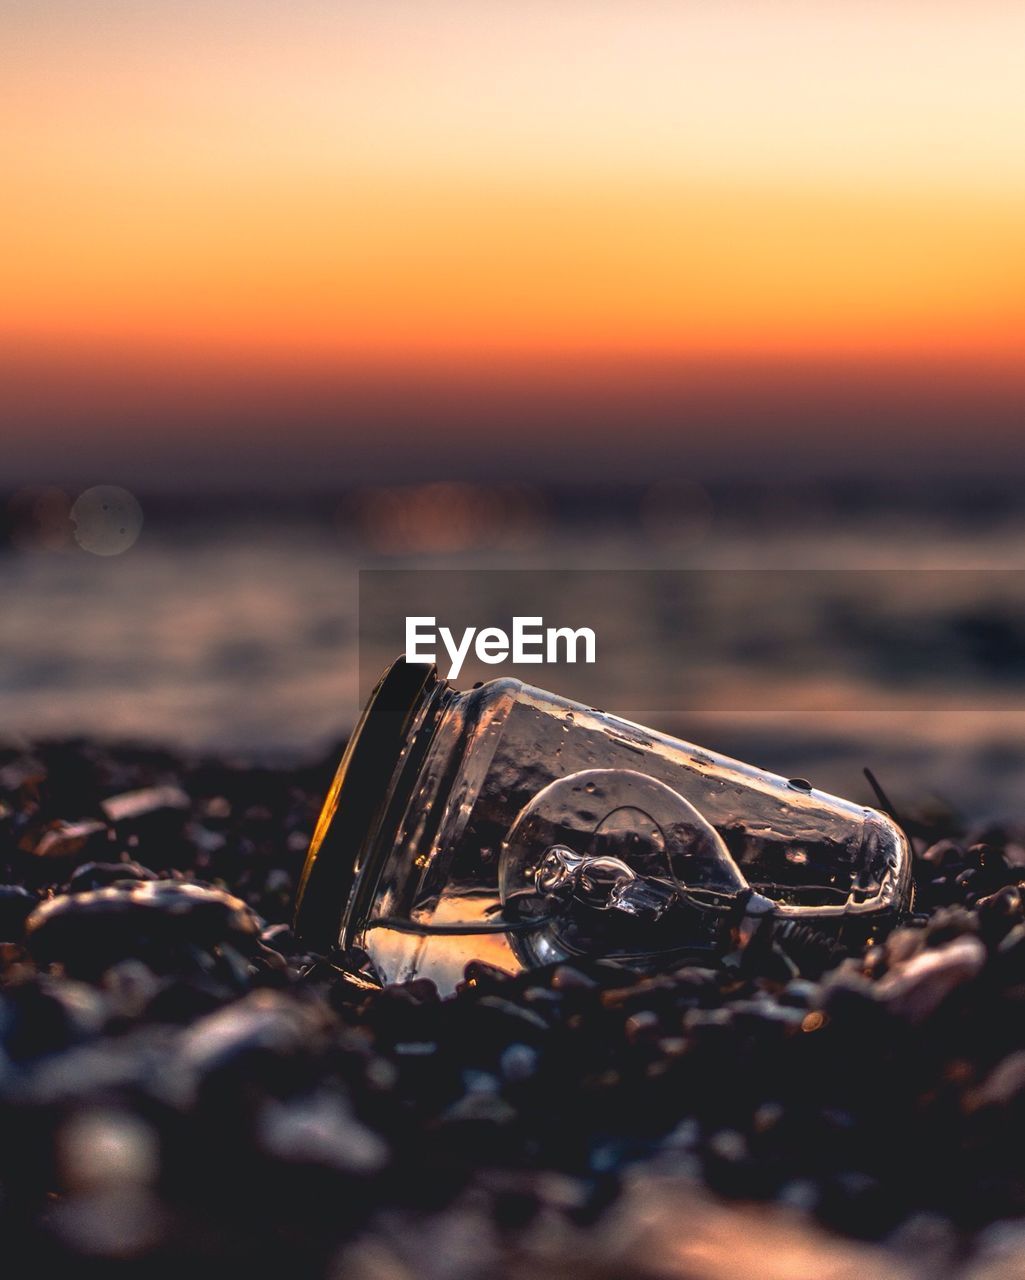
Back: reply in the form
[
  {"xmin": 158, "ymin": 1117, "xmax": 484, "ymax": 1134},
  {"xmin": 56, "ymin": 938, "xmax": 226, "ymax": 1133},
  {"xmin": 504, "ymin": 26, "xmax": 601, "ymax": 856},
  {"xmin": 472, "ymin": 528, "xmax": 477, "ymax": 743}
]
[{"xmin": 6, "ymin": 481, "xmax": 1025, "ymax": 817}]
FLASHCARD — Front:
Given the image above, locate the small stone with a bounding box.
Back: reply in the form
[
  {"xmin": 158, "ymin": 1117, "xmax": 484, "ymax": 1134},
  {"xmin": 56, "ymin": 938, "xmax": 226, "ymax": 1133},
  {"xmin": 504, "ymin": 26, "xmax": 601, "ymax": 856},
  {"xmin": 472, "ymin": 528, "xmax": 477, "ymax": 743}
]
[
  {"xmin": 201, "ymin": 795, "xmax": 232, "ymax": 820},
  {"xmin": 625, "ymin": 1010, "xmax": 661, "ymax": 1043},
  {"xmin": 100, "ymin": 959, "xmax": 161, "ymax": 1020},
  {"xmin": 0, "ymin": 884, "xmax": 38, "ymax": 941},
  {"xmin": 59, "ymin": 1108, "xmax": 160, "ymax": 1190},
  {"xmin": 462, "ymin": 1068, "xmax": 501, "ymax": 1095},
  {"xmin": 778, "ymin": 1178, "xmax": 820, "ymax": 1214},
  {"xmin": 500, "ymin": 1043, "xmax": 539, "ymax": 1083},
  {"xmin": 440, "ymin": 1091, "xmax": 518, "ymax": 1128},
  {"xmin": 702, "ymin": 1128, "xmax": 772, "ymax": 1198},
  {"xmin": 25, "ymin": 880, "xmax": 262, "ymax": 979},
  {"xmin": 0, "ymin": 976, "xmax": 106, "ymax": 1061},
  {"xmin": 469, "ymin": 995, "xmax": 550, "ymax": 1043},
  {"xmin": 29, "ymin": 819, "xmax": 110, "ymax": 860},
  {"xmin": 920, "ymin": 839, "xmax": 964, "ymax": 867},
  {"xmin": 260, "ymin": 922, "xmax": 298, "ymax": 955},
  {"xmin": 551, "ymin": 964, "xmax": 599, "ymax": 992},
  {"xmin": 816, "ymin": 1170, "xmax": 899, "ymax": 1239},
  {"xmin": 0, "ymin": 756, "xmax": 45, "ymax": 794},
  {"xmin": 887, "ymin": 1211, "xmax": 957, "ymax": 1263},
  {"xmin": 460, "ymin": 960, "xmax": 514, "ymax": 994},
  {"xmin": 63, "ymin": 861, "xmax": 156, "ymax": 893},
  {"xmin": 43, "ymin": 1188, "xmax": 169, "ymax": 1260},
  {"xmin": 180, "ymin": 989, "xmax": 323, "ymax": 1082},
  {"xmin": 393, "ymin": 1040, "xmax": 438, "ymax": 1058},
  {"xmin": 875, "ymin": 934, "xmax": 986, "ymax": 1024},
  {"xmin": 967, "ymin": 1050, "xmax": 1025, "ymax": 1111},
  {"xmin": 188, "ymin": 823, "xmax": 226, "ymax": 856},
  {"xmin": 259, "ymin": 1093, "xmax": 389, "ymax": 1175},
  {"xmin": 975, "ymin": 886, "xmax": 1025, "ymax": 944},
  {"xmin": 100, "ymin": 785, "xmax": 190, "ymax": 826},
  {"xmin": 997, "ymin": 922, "xmax": 1025, "ymax": 972},
  {"xmin": 403, "ymin": 978, "xmax": 440, "ymax": 1004},
  {"xmin": 778, "ymin": 978, "xmax": 820, "ymax": 1009}
]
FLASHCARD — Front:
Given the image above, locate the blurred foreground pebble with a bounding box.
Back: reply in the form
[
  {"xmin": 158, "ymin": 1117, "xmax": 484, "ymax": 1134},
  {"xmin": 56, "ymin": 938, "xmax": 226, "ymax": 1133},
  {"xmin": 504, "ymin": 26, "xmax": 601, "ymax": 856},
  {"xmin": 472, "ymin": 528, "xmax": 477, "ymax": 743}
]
[{"xmin": 3, "ymin": 739, "xmax": 1025, "ymax": 1276}]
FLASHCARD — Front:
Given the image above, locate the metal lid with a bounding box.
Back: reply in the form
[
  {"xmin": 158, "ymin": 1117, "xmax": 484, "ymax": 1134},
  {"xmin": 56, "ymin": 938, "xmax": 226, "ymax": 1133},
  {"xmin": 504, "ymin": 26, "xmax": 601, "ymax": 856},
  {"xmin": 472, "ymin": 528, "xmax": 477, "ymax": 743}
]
[{"xmin": 293, "ymin": 657, "xmax": 440, "ymax": 953}]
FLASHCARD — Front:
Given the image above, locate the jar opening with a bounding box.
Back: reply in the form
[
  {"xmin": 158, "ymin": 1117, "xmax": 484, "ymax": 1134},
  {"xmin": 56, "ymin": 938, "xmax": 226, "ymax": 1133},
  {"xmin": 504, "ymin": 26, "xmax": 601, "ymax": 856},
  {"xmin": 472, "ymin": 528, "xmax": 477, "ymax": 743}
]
[{"xmin": 293, "ymin": 658, "xmax": 444, "ymax": 953}]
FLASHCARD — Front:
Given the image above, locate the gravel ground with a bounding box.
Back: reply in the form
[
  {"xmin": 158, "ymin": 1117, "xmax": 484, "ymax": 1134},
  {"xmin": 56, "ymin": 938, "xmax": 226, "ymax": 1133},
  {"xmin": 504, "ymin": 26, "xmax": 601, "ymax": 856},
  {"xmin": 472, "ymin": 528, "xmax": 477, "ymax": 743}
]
[{"xmin": 3, "ymin": 739, "xmax": 1025, "ymax": 1278}]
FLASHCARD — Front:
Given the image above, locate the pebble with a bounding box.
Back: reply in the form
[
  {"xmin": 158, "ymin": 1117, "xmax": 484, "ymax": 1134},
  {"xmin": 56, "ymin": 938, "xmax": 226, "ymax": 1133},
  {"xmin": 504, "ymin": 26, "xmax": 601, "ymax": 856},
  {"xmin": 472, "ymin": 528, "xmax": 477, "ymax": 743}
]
[
  {"xmin": 875, "ymin": 934, "xmax": 986, "ymax": 1024},
  {"xmin": 1, "ymin": 739, "xmax": 1025, "ymax": 1276},
  {"xmin": 500, "ymin": 1043, "xmax": 539, "ymax": 1083},
  {"xmin": 258, "ymin": 1092, "xmax": 389, "ymax": 1175},
  {"xmin": 0, "ymin": 976, "xmax": 107, "ymax": 1061},
  {"xmin": 29, "ymin": 818, "xmax": 110, "ymax": 860},
  {"xmin": 179, "ymin": 989, "xmax": 319, "ymax": 1078},
  {"xmin": 24, "ymin": 880, "xmax": 262, "ymax": 979},
  {"xmin": 58, "ymin": 1107, "xmax": 161, "ymax": 1190},
  {"xmin": 62, "ymin": 860, "xmax": 156, "ymax": 892},
  {"xmin": 100, "ymin": 785, "xmax": 190, "ymax": 826},
  {"xmin": 0, "ymin": 885, "xmax": 38, "ymax": 940},
  {"xmin": 550, "ymin": 964, "xmax": 599, "ymax": 993}
]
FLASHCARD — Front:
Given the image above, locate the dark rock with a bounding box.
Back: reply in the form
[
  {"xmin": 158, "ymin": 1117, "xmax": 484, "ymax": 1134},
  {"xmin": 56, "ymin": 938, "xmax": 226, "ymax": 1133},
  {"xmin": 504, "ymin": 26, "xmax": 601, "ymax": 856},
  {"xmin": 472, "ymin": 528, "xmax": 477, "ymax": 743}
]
[
  {"xmin": 100, "ymin": 785, "xmax": 190, "ymax": 826},
  {"xmin": 874, "ymin": 934, "xmax": 985, "ymax": 1024},
  {"xmin": 550, "ymin": 964, "xmax": 599, "ymax": 993},
  {"xmin": 500, "ymin": 1043, "xmax": 539, "ymax": 1083},
  {"xmin": 100, "ymin": 785, "xmax": 191, "ymax": 870},
  {"xmin": 62, "ymin": 860, "xmax": 157, "ymax": 893},
  {"xmin": 257, "ymin": 1092, "xmax": 389, "ymax": 1174},
  {"xmin": 180, "ymin": 989, "xmax": 325, "ymax": 1086},
  {"xmin": 27, "ymin": 819, "xmax": 111, "ymax": 861},
  {"xmin": 7, "ymin": 736, "xmax": 1025, "ymax": 1272},
  {"xmin": 0, "ymin": 885, "xmax": 38, "ymax": 941},
  {"xmin": 24, "ymin": 880, "xmax": 262, "ymax": 980},
  {"xmin": 0, "ymin": 976, "xmax": 106, "ymax": 1061}
]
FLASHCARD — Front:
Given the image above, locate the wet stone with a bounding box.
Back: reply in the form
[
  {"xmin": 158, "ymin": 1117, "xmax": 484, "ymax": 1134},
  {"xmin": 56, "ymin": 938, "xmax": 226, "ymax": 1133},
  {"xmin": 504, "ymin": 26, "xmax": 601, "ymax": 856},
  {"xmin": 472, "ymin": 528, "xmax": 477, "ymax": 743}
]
[
  {"xmin": 180, "ymin": 989, "xmax": 326, "ymax": 1083},
  {"xmin": 100, "ymin": 785, "xmax": 190, "ymax": 826},
  {"xmin": 500, "ymin": 1043, "xmax": 539, "ymax": 1084},
  {"xmin": 28, "ymin": 818, "xmax": 111, "ymax": 861},
  {"xmin": 975, "ymin": 886, "xmax": 1025, "ymax": 945},
  {"xmin": 0, "ymin": 755, "xmax": 46, "ymax": 796},
  {"xmin": 62, "ymin": 860, "xmax": 157, "ymax": 893},
  {"xmin": 99, "ymin": 785, "xmax": 191, "ymax": 870},
  {"xmin": 6, "ymin": 737, "xmax": 1025, "ymax": 1272},
  {"xmin": 460, "ymin": 960, "xmax": 516, "ymax": 995},
  {"xmin": 24, "ymin": 880, "xmax": 262, "ymax": 980},
  {"xmin": 438, "ymin": 1090, "xmax": 519, "ymax": 1133},
  {"xmin": 0, "ymin": 885, "xmax": 38, "ymax": 941},
  {"xmin": 41, "ymin": 1187, "xmax": 171, "ymax": 1262},
  {"xmin": 258, "ymin": 1092, "xmax": 389, "ymax": 1175},
  {"xmin": 550, "ymin": 964, "xmax": 599, "ymax": 993},
  {"xmin": 875, "ymin": 934, "xmax": 986, "ymax": 1025},
  {"xmin": 260, "ymin": 921, "xmax": 299, "ymax": 955},
  {"xmin": 816, "ymin": 1170, "xmax": 904, "ymax": 1240},
  {"xmin": 0, "ymin": 976, "xmax": 107, "ymax": 1062}
]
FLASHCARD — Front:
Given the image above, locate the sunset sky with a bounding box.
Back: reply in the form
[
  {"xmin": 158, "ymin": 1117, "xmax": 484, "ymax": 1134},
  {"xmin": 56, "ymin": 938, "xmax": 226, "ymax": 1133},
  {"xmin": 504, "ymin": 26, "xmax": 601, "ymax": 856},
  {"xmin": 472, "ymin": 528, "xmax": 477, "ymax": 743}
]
[{"xmin": 4, "ymin": 2, "xmax": 1025, "ymax": 483}]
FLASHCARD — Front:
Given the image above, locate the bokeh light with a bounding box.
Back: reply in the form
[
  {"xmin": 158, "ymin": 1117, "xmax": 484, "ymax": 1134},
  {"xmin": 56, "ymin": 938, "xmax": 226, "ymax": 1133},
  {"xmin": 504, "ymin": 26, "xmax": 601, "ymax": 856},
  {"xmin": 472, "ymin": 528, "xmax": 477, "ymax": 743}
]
[
  {"xmin": 348, "ymin": 483, "xmax": 544, "ymax": 554},
  {"xmin": 6, "ymin": 487, "xmax": 73, "ymax": 552},
  {"xmin": 70, "ymin": 486, "xmax": 143, "ymax": 556}
]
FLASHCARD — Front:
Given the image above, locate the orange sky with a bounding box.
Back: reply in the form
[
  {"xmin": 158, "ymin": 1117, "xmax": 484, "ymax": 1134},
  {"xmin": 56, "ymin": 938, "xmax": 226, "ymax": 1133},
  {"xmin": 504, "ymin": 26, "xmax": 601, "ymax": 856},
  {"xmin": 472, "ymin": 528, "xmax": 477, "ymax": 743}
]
[{"xmin": 3, "ymin": 2, "xmax": 1025, "ymax": 479}]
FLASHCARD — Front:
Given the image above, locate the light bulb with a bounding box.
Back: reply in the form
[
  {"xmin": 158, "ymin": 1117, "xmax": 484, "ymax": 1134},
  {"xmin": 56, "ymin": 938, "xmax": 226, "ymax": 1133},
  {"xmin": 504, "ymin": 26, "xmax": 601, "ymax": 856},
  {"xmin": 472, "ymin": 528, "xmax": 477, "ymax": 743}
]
[{"xmin": 499, "ymin": 768, "xmax": 762, "ymax": 966}]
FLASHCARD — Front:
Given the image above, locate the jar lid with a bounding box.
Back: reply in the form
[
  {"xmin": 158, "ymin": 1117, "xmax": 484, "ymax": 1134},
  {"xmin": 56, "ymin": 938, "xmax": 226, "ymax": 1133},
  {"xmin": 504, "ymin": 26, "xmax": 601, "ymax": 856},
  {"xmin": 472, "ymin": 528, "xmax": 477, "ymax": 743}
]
[{"xmin": 293, "ymin": 657, "xmax": 441, "ymax": 954}]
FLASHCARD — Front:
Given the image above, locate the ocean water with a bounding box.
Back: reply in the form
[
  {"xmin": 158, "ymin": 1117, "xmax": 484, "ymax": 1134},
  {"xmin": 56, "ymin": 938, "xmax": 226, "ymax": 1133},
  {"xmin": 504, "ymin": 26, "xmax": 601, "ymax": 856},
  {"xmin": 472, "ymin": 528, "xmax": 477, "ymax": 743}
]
[{"xmin": 6, "ymin": 486, "xmax": 1025, "ymax": 816}]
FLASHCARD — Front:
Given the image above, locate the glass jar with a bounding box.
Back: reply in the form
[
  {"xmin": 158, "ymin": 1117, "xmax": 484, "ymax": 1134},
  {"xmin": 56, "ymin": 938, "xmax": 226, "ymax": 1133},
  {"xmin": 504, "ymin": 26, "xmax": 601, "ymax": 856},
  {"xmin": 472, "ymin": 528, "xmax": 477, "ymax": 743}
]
[{"xmin": 295, "ymin": 658, "xmax": 911, "ymax": 992}]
